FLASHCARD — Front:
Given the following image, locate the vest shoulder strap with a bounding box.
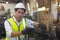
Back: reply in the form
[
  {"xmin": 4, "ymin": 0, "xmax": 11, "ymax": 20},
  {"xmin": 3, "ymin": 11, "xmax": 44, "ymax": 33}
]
[{"xmin": 6, "ymin": 18, "xmax": 12, "ymax": 27}]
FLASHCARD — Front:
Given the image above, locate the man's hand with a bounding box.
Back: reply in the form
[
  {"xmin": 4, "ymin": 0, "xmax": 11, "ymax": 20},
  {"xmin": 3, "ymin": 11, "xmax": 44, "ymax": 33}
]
[
  {"xmin": 33, "ymin": 22, "xmax": 39, "ymax": 25},
  {"xmin": 11, "ymin": 31, "xmax": 22, "ymax": 37},
  {"xmin": 33, "ymin": 22, "xmax": 39, "ymax": 28},
  {"xmin": 22, "ymin": 27, "xmax": 34, "ymax": 35}
]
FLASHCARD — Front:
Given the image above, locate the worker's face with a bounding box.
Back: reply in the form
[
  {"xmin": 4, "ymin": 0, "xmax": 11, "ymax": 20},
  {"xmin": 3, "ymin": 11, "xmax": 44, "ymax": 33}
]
[{"xmin": 15, "ymin": 9, "xmax": 25, "ymax": 21}]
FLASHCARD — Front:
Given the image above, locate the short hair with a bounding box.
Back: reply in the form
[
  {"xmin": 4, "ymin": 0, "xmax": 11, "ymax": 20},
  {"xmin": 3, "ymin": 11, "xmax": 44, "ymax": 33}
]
[{"xmin": 14, "ymin": 8, "xmax": 26, "ymax": 12}]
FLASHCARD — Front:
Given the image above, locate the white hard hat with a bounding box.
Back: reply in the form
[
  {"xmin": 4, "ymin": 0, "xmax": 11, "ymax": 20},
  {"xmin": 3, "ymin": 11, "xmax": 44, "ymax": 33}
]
[{"xmin": 14, "ymin": 3, "xmax": 25, "ymax": 9}]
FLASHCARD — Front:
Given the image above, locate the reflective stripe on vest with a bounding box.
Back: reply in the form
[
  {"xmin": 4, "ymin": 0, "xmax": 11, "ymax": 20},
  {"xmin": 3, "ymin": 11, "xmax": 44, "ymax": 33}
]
[{"xmin": 5, "ymin": 18, "xmax": 26, "ymax": 40}]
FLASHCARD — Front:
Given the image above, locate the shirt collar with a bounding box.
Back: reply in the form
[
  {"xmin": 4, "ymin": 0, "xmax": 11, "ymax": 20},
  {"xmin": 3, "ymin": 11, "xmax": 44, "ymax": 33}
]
[
  {"xmin": 13, "ymin": 16, "xmax": 20, "ymax": 24},
  {"xmin": 12, "ymin": 16, "xmax": 23, "ymax": 24}
]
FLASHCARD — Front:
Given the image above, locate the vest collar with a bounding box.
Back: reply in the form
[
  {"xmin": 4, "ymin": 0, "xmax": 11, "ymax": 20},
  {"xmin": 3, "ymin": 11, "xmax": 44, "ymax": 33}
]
[{"xmin": 13, "ymin": 16, "xmax": 23, "ymax": 26}]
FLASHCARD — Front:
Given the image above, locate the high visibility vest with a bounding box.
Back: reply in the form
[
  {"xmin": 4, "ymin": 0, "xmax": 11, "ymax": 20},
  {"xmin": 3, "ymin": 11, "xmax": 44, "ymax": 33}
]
[{"xmin": 5, "ymin": 18, "xmax": 26, "ymax": 40}]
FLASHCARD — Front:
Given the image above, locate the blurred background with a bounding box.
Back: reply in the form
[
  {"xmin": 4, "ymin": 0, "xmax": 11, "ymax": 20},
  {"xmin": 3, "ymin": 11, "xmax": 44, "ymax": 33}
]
[{"xmin": 0, "ymin": 0, "xmax": 60, "ymax": 40}]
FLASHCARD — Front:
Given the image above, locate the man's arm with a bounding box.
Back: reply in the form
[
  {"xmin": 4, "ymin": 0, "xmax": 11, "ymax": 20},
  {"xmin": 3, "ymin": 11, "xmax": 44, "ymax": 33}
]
[
  {"xmin": 11, "ymin": 31, "xmax": 22, "ymax": 37},
  {"xmin": 33, "ymin": 22, "xmax": 39, "ymax": 26},
  {"xmin": 26, "ymin": 18, "xmax": 39, "ymax": 28}
]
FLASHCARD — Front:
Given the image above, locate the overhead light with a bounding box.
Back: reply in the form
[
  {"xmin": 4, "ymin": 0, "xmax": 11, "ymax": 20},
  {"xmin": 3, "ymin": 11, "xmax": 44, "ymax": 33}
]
[
  {"xmin": 36, "ymin": 2, "xmax": 38, "ymax": 8},
  {"xmin": 37, "ymin": 7, "xmax": 49, "ymax": 12},
  {"xmin": 46, "ymin": 8, "xmax": 49, "ymax": 10},
  {"xmin": 6, "ymin": 1, "xmax": 8, "ymax": 4},
  {"xmin": 27, "ymin": 3, "xmax": 30, "ymax": 10},
  {"xmin": 59, "ymin": 5, "xmax": 60, "ymax": 7},
  {"xmin": 37, "ymin": 7, "xmax": 46, "ymax": 11}
]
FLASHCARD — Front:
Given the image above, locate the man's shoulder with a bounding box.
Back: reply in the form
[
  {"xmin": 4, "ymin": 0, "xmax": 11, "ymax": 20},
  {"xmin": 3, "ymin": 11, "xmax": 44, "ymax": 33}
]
[
  {"xmin": 25, "ymin": 18, "xmax": 32, "ymax": 21},
  {"xmin": 25, "ymin": 18, "xmax": 34, "ymax": 23},
  {"xmin": 4, "ymin": 18, "xmax": 12, "ymax": 23}
]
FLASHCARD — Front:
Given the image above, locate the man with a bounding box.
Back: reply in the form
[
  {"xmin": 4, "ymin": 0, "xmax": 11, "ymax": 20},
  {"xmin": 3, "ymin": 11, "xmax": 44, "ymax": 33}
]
[{"xmin": 4, "ymin": 3, "xmax": 38, "ymax": 40}]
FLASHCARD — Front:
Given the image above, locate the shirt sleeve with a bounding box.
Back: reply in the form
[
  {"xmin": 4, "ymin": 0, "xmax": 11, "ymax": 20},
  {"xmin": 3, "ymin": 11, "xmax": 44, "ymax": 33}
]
[
  {"xmin": 26, "ymin": 18, "xmax": 34, "ymax": 28},
  {"xmin": 4, "ymin": 20, "xmax": 12, "ymax": 38}
]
